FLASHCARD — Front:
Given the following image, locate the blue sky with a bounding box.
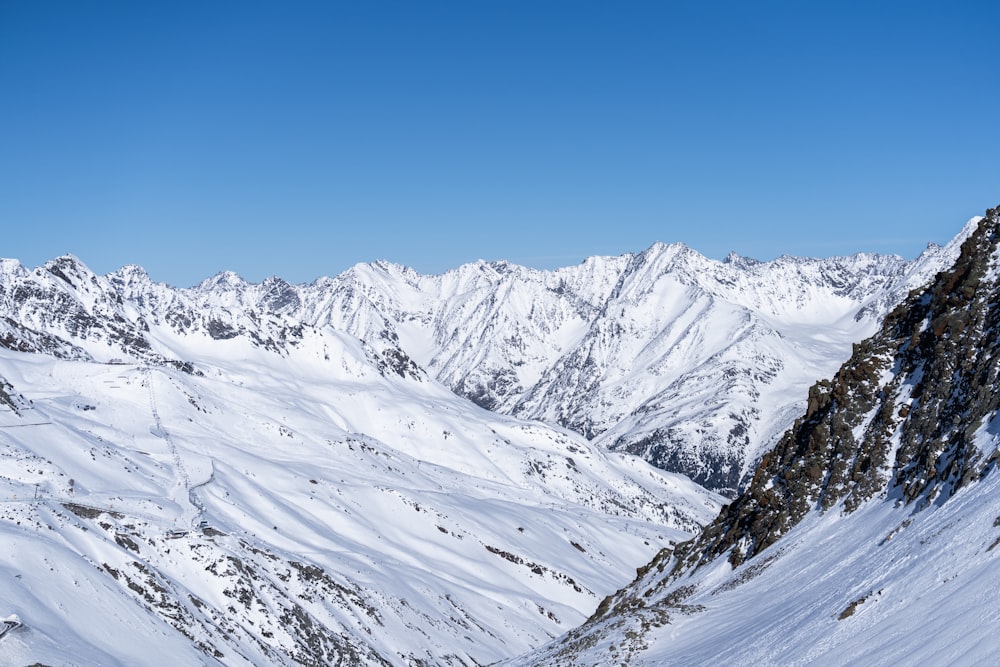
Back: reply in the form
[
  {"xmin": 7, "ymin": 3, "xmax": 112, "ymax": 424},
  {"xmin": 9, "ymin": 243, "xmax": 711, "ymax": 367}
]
[{"xmin": 1, "ymin": 2, "xmax": 998, "ymax": 287}]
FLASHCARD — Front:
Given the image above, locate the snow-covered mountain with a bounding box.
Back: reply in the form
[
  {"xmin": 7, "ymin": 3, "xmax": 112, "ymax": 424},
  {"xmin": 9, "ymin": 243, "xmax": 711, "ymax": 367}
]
[
  {"xmin": 515, "ymin": 205, "xmax": 1000, "ymax": 665},
  {"xmin": 0, "ymin": 295, "xmax": 720, "ymax": 665},
  {"xmin": 302, "ymin": 232, "xmax": 968, "ymax": 496}
]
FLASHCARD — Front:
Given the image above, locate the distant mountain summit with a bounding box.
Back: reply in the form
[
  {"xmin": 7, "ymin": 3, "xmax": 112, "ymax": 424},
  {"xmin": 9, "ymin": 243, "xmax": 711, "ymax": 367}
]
[{"xmin": 515, "ymin": 205, "xmax": 1000, "ymax": 665}]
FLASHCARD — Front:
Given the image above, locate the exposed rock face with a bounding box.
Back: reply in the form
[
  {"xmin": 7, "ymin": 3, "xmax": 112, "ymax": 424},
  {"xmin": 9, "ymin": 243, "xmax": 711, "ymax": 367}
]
[
  {"xmin": 519, "ymin": 205, "xmax": 1000, "ymax": 663},
  {"xmin": 680, "ymin": 205, "xmax": 1000, "ymax": 571},
  {"xmin": 0, "ymin": 375, "xmax": 28, "ymax": 415},
  {"xmin": 0, "ymin": 212, "xmax": 986, "ymax": 665}
]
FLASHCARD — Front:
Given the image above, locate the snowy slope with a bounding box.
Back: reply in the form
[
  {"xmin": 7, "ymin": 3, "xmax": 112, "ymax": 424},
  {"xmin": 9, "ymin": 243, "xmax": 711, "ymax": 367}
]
[
  {"xmin": 513, "ymin": 205, "xmax": 1000, "ymax": 665},
  {"xmin": 0, "ymin": 329, "xmax": 719, "ymax": 665},
  {"xmin": 513, "ymin": 469, "xmax": 1000, "ymax": 666}
]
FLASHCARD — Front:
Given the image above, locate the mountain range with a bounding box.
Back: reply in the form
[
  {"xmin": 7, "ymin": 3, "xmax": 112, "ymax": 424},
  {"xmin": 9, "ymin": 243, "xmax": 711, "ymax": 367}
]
[
  {"xmin": 1, "ymin": 219, "xmax": 974, "ymax": 497},
  {"xmin": 0, "ymin": 207, "xmax": 990, "ymax": 665}
]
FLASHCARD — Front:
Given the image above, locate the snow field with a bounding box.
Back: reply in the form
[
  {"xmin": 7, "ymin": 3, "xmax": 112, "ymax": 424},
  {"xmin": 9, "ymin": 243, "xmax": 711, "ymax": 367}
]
[{"xmin": 0, "ymin": 341, "xmax": 720, "ymax": 665}]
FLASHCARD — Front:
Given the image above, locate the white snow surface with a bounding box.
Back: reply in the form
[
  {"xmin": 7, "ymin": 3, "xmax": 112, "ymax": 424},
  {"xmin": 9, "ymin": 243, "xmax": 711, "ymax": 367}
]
[
  {"xmin": 507, "ymin": 213, "xmax": 1000, "ymax": 666},
  {"xmin": 0, "ymin": 335, "xmax": 720, "ymax": 666},
  {"xmin": 511, "ymin": 452, "xmax": 1000, "ymax": 666}
]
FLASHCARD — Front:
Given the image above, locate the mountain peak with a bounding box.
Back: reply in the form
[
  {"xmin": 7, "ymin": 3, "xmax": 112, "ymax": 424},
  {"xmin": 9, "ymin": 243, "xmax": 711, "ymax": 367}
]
[
  {"xmin": 0, "ymin": 257, "xmax": 29, "ymax": 279},
  {"xmin": 109, "ymin": 263, "xmax": 151, "ymax": 284},
  {"xmin": 723, "ymin": 250, "xmax": 762, "ymax": 268},
  {"xmin": 0, "ymin": 206, "xmax": 990, "ymax": 665},
  {"xmin": 41, "ymin": 254, "xmax": 99, "ymax": 288},
  {"xmin": 643, "ymin": 240, "xmax": 695, "ymax": 259},
  {"xmin": 196, "ymin": 270, "xmax": 248, "ymax": 291},
  {"xmin": 43, "ymin": 253, "xmax": 87, "ymax": 271}
]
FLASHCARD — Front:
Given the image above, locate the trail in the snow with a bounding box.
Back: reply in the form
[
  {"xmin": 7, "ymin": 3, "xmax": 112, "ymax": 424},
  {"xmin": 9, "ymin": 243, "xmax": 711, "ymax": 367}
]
[{"xmin": 144, "ymin": 366, "xmax": 209, "ymax": 527}]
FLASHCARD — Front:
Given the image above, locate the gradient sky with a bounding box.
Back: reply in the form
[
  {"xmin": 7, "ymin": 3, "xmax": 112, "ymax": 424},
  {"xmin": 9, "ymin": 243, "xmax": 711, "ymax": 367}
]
[{"xmin": 1, "ymin": 2, "xmax": 998, "ymax": 287}]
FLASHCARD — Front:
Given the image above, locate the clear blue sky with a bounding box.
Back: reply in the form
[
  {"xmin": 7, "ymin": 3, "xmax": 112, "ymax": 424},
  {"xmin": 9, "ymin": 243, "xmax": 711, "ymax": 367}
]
[{"xmin": 1, "ymin": 2, "xmax": 998, "ymax": 287}]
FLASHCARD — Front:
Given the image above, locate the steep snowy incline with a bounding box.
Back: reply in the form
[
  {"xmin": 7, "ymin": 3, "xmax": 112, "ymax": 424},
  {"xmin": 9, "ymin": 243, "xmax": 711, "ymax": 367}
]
[
  {"xmin": 513, "ymin": 205, "xmax": 1000, "ymax": 665},
  {"xmin": 514, "ymin": 465, "xmax": 1000, "ymax": 666},
  {"xmin": 0, "ymin": 317, "xmax": 720, "ymax": 665},
  {"xmin": 298, "ymin": 257, "xmax": 624, "ymax": 414}
]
